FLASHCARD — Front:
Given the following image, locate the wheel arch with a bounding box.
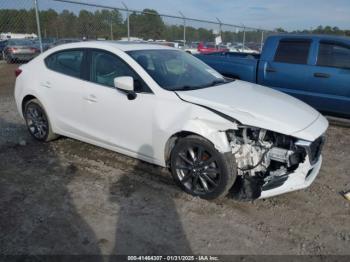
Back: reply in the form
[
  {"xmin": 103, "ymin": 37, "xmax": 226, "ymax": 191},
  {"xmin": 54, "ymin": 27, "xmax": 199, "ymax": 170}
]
[
  {"xmin": 21, "ymin": 94, "xmax": 37, "ymax": 115},
  {"xmin": 21, "ymin": 94, "xmax": 56, "ymax": 133},
  {"xmin": 164, "ymin": 129, "xmax": 230, "ymax": 167},
  {"xmin": 164, "ymin": 131, "xmax": 201, "ymax": 166}
]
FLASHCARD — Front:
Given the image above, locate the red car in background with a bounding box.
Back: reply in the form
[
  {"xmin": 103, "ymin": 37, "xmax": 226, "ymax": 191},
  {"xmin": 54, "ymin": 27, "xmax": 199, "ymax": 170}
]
[{"xmin": 197, "ymin": 42, "xmax": 229, "ymax": 54}]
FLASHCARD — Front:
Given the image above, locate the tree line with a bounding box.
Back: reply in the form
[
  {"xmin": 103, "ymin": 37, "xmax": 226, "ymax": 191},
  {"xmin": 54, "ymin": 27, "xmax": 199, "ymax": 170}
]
[{"xmin": 0, "ymin": 8, "xmax": 349, "ymax": 44}]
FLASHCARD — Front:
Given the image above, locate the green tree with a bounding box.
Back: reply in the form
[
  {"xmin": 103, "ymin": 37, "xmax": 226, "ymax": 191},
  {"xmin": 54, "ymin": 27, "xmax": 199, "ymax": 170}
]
[
  {"xmin": 129, "ymin": 9, "xmax": 165, "ymax": 40},
  {"xmin": 77, "ymin": 10, "xmax": 94, "ymax": 38},
  {"xmin": 40, "ymin": 9, "xmax": 59, "ymax": 38}
]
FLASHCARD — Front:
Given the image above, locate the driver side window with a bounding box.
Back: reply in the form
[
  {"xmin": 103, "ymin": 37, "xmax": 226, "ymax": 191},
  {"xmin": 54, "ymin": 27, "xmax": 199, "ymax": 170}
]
[{"xmin": 90, "ymin": 50, "xmax": 151, "ymax": 93}]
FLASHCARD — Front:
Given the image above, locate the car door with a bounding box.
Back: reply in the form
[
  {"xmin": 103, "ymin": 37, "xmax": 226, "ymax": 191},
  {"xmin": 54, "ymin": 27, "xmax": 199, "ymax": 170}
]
[
  {"xmin": 43, "ymin": 49, "xmax": 88, "ymax": 136},
  {"xmin": 310, "ymin": 41, "xmax": 350, "ymax": 116},
  {"xmin": 82, "ymin": 49, "xmax": 156, "ymax": 159},
  {"xmin": 258, "ymin": 39, "xmax": 316, "ymax": 105}
]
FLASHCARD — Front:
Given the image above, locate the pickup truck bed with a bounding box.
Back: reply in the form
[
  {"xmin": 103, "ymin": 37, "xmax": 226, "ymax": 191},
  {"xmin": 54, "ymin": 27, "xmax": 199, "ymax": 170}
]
[{"xmin": 196, "ymin": 52, "xmax": 260, "ymax": 81}]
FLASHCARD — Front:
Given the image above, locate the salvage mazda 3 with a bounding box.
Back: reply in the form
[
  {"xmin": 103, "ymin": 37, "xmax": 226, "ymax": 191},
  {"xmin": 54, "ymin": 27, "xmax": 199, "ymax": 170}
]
[{"xmin": 14, "ymin": 41, "xmax": 328, "ymax": 200}]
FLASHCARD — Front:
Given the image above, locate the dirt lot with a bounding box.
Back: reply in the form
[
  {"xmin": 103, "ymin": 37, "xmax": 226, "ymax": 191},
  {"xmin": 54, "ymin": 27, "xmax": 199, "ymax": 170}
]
[{"xmin": 0, "ymin": 62, "xmax": 349, "ymax": 255}]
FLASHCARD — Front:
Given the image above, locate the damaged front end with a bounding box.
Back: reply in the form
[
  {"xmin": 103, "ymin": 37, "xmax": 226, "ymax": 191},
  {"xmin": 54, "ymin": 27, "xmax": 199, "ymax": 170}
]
[{"xmin": 227, "ymin": 126, "xmax": 325, "ymax": 200}]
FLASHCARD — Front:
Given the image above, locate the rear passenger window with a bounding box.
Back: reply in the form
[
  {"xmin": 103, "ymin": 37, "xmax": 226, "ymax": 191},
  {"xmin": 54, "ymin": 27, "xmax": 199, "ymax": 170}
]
[
  {"xmin": 45, "ymin": 50, "xmax": 84, "ymax": 78},
  {"xmin": 274, "ymin": 40, "xmax": 311, "ymax": 65},
  {"xmin": 317, "ymin": 42, "xmax": 350, "ymax": 69}
]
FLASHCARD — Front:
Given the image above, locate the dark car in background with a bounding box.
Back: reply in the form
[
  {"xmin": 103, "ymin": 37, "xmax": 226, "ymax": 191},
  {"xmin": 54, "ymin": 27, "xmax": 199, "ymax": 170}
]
[
  {"xmin": 0, "ymin": 40, "xmax": 7, "ymax": 59},
  {"xmin": 2, "ymin": 39, "xmax": 40, "ymax": 63},
  {"xmin": 32, "ymin": 38, "xmax": 56, "ymax": 51}
]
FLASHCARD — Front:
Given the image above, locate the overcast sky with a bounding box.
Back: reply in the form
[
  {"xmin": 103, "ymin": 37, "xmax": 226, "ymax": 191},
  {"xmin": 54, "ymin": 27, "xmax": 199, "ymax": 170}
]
[{"xmin": 4, "ymin": 0, "xmax": 350, "ymax": 31}]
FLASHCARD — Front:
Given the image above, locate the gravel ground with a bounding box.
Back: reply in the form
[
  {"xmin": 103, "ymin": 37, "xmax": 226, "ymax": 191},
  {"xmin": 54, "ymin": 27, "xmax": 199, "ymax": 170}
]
[{"xmin": 0, "ymin": 63, "xmax": 349, "ymax": 255}]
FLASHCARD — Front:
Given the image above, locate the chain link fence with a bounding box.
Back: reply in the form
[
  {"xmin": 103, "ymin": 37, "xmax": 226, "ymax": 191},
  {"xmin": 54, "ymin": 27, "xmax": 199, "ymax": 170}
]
[{"xmin": 0, "ymin": 0, "xmax": 275, "ymax": 62}]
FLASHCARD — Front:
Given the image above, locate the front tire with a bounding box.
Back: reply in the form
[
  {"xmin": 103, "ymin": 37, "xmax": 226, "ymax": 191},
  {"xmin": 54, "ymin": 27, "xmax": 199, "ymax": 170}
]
[
  {"xmin": 24, "ymin": 99, "xmax": 58, "ymax": 142},
  {"xmin": 170, "ymin": 135, "xmax": 237, "ymax": 200}
]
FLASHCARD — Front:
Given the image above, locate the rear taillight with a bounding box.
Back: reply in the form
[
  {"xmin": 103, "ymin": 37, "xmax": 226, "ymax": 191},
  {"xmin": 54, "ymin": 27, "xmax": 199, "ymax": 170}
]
[{"xmin": 15, "ymin": 68, "xmax": 22, "ymax": 77}]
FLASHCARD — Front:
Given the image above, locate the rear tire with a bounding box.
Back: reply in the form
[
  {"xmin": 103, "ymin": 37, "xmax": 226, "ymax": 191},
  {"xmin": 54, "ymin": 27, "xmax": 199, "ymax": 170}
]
[
  {"xmin": 170, "ymin": 135, "xmax": 237, "ymax": 200},
  {"xmin": 4, "ymin": 53, "xmax": 12, "ymax": 64},
  {"xmin": 24, "ymin": 99, "xmax": 58, "ymax": 142}
]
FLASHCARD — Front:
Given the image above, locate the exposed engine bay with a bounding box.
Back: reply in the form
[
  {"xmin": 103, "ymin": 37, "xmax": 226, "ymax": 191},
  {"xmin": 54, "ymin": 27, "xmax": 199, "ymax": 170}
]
[{"xmin": 226, "ymin": 126, "xmax": 310, "ymax": 200}]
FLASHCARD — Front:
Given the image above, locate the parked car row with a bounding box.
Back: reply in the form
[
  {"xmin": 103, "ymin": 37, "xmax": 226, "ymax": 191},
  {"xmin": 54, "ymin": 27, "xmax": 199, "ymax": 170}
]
[
  {"xmin": 14, "ymin": 41, "xmax": 328, "ymax": 201},
  {"xmin": 229, "ymin": 43, "xmax": 259, "ymax": 54},
  {"xmin": 182, "ymin": 42, "xmax": 260, "ymax": 55},
  {"xmin": 0, "ymin": 35, "xmax": 261, "ymax": 63},
  {"xmin": 0, "ymin": 38, "xmax": 82, "ymax": 63}
]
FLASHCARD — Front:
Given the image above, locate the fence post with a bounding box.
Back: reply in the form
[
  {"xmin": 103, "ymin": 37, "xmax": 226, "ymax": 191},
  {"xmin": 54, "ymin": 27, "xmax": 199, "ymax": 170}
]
[
  {"xmin": 183, "ymin": 19, "xmax": 186, "ymax": 46},
  {"xmin": 122, "ymin": 2, "xmax": 130, "ymax": 41},
  {"xmin": 179, "ymin": 12, "xmax": 186, "ymax": 46},
  {"xmin": 260, "ymin": 30, "xmax": 264, "ymax": 52},
  {"xmin": 110, "ymin": 16, "xmax": 113, "ymax": 40},
  {"xmin": 215, "ymin": 17, "xmax": 222, "ymax": 45},
  {"xmin": 242, "ymin": 26, "xmax": 246, "ymax": 50},
  {"xmin": 33, "ymin": 0, "xmax": 43, "ymax": 53}
]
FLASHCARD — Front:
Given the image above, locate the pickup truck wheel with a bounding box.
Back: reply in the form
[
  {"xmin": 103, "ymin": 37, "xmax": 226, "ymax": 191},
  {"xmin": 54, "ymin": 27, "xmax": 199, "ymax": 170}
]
[
  {"xmin": 24, "ymin": 99, "xmax": 58, "ymax": 142},
  {"xmin": 170, "ymin": 135, "xmax": 237, "ymax": 200}
]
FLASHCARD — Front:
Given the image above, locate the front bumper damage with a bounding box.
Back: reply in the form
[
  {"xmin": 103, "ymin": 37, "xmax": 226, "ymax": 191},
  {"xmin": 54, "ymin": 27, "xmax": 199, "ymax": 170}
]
[
  {"xmin": 259, "ymin": 135, "xmax": 325, "ymax": 198},
  {"xmin": 228, "ymin": 124, "xmax": 326, "ymax": 200},
  {"xmin": 259, "ymin": 155, "xmax": 322, "ymax": 199}
]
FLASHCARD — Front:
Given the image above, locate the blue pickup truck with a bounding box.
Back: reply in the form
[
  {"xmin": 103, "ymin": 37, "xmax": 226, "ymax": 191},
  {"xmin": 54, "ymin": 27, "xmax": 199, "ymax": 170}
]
[{"xmin": 196, "ymin": 34, "xmax": 350, "ymax": 118}]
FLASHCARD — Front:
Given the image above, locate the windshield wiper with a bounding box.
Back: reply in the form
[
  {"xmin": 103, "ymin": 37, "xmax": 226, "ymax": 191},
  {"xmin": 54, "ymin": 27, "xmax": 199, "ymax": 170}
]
[
  {"xmin": 203, "ymin": 79, "xmax": 227, "ymax": 88},
  {"xmin": 171, "ymin": 79, "xmax": 227, "ymax": 91},
  {"xmin": 171, "ymin": 85, "xmax": 200, "ymax": 91}
]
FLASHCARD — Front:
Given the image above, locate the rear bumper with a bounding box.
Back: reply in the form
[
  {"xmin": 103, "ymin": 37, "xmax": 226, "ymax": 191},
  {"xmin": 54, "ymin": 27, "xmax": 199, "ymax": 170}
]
[
  {"xmin": 259, "ymin": 155, "xmax": 322, "ymax": 199},
  {"xmin": 9, "ymin": 53, "xmax": 37, "ymax": 61}
]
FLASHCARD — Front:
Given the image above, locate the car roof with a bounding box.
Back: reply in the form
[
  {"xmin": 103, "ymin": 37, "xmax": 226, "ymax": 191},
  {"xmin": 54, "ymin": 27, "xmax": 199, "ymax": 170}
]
[
  {"xmin": 268, "ymin": 34, "xmax": 350, "ymax": 43},
  {"xmin": 51, "ymin": 40, "xmax": 175, "ymax": 52}
]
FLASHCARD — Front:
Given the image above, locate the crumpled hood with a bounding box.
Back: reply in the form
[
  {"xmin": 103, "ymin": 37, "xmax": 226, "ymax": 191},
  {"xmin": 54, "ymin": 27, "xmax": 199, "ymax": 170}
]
[{"xmin": 176, "ymin": 80, "xmax": 321, "ymax": 137}]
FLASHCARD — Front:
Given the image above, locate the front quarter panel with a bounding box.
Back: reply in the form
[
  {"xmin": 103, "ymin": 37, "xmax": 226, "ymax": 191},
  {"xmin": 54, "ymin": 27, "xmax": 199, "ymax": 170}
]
[{"xmin": 151, "ymin": 95, "xmax": 237, "ymax": 166}]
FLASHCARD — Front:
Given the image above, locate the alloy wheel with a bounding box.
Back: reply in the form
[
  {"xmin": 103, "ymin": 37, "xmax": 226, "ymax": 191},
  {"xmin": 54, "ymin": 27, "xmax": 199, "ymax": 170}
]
[
  {"xmin": 174, "ymin": 145, "xmax": 221, "ymax": 195},
  {"xmin": 25, "ymin": 103, "xmax": 49, "ymax": 140}
]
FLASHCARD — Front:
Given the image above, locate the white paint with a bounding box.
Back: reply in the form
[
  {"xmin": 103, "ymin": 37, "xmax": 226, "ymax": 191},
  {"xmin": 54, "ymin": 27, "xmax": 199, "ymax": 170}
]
[
  {"xmin": 14, "ymin": 41, "xmax": 329, "ymax": 198},
  {"xmin": 114, "ymin": 76, "xmax": 134, "ymax": 91}
]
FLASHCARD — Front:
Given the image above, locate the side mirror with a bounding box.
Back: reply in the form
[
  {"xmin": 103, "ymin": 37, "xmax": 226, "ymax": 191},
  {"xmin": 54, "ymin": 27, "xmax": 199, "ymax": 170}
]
[{"xmin": 114, "ymin": 76, "xmax": 137, "ymax": 100}]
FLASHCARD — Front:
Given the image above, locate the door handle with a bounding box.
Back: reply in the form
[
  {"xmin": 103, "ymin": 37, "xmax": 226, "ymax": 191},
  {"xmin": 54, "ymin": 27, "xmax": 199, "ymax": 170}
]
[
  {"xmin": 314, "ymin": 72, "xmax": 330, "ymax": 78},
  {"xmin": 266, "ymin": 67, "xmax": 277, "ymax": 73},
  {"xmin": 84, "ymin": 94, "xmax": 98, "ymax": 103},
  {"xmin": 40, "ymin": 81, "xmax": 52, "ymax": 88}
]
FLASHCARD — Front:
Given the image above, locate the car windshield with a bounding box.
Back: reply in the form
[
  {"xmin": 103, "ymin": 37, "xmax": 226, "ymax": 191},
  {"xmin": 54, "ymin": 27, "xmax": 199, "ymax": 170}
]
[{"xmin": 127, "ymin": 49, "xmax": 228, "ymax": 91}]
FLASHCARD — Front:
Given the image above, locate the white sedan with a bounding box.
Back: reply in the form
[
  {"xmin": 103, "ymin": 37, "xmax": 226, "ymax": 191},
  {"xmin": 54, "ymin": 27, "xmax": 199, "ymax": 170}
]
[{"xmin": 14, "ymin": 41, "xmax": 328, "ymax": 200}]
